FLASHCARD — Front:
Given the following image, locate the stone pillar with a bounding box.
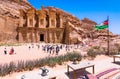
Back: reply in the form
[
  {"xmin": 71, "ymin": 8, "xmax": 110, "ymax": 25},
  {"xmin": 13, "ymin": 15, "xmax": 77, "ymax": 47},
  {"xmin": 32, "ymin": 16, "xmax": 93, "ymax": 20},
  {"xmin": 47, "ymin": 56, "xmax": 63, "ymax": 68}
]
[
  {"xmin": 18, "ymin": 32, "xmax": 23, "ymax": 42},
  {"xmin": 54, "ymin": 33, "xmax": 57, "ymax": 43},
  {"xmin": 44, "ymin": 18, "xmax": 46, "ymax": 28},
  {"xmin": 49, "ymin": 18, "xmax": 51, "ymax": 28},
  {"xmin": 36, "ymin": 32, "xmax": 39, "ymax": 42},
  {"xmin": 59, "ymin": 31, "xmax": 63, "ymax": 43},
  {"xmin": 27, "ymin": 33, "xmax": 30, "ymax": 43},
  {"xmin": 54, "ymin": 19, "xmax": 56, "ymax": 28},
  {"xmin": 33, "ymin": 17, "xmax": 35, "ymax": 27},
  {"xmin": 46, "ymin": 30, "xmax": 49, "ymax": 43},
  {"xmin": 27, "ymin": 17, "xmax": 29, "ymax": 27},
  {"xmin": 49, "ymin": 32, "xmax": 53, "ymax": 43},
  {"xmin": 53, "ymin": 32, "xmax": 55, "ymax": 43},
  {"xmin": 32, "ymin": 33, "xmax": 35, "ymax": 42},
  {"xmin": 30, "ymin": 30, "xmax": 34, "ymax": 42},
  {"xmin": 59, "ymin": 15, "xmax": 63, "ymax": 28},
  {"xmin": 33, "ymin": 15, "xmax": 36, "ymax": 27},
  {"xmin": 44, "ymin": 32, "xmax": 47, "ymax": 43}
]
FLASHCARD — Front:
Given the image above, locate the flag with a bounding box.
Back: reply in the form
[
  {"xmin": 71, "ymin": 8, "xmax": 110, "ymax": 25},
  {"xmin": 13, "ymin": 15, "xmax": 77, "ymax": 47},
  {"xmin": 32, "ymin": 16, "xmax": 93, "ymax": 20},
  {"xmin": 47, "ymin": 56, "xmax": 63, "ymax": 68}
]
[{"xmin": 94, "ymin": 20, "xmax": 108, "ymax": 30}]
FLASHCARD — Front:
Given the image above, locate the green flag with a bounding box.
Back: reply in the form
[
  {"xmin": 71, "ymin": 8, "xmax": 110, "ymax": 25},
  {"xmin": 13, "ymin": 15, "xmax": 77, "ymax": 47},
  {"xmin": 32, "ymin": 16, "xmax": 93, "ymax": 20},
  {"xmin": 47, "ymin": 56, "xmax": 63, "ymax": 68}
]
[{"xmin": 94, "ymin": 20, "xmax": 108, "ymax": 30}]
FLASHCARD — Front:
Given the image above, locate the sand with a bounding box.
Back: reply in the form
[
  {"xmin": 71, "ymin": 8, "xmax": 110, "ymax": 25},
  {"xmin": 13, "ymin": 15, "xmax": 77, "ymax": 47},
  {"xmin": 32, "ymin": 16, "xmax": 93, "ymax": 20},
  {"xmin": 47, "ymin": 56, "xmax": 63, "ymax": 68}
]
[{"xmin": 0, "ymin": 43, "xmax": 120, "ymax": 79}]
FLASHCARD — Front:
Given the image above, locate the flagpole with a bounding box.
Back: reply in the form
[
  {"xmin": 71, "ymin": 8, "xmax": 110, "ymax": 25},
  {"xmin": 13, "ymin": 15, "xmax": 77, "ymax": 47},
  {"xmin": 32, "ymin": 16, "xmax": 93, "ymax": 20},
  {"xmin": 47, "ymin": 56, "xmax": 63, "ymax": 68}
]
[{"xmin": 106, "ymin": 16, "xmax": 109, "ymax": 55}]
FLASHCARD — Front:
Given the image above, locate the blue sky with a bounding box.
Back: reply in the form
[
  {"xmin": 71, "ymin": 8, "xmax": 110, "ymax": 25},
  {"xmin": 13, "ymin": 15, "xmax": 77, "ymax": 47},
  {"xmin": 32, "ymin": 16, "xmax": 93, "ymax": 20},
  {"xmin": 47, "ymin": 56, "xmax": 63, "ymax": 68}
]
[{"xmin": 28, "ymin": 0, "xmax": 120, "ymax": 34}]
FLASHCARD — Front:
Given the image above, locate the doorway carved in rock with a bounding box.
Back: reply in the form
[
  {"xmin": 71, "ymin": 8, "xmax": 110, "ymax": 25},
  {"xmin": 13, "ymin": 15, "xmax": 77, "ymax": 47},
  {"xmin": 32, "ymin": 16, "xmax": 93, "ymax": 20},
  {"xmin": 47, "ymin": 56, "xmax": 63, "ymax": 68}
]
[{"xmin": 40, "ymin": 34, "xmax": 44, "ymax": 41}]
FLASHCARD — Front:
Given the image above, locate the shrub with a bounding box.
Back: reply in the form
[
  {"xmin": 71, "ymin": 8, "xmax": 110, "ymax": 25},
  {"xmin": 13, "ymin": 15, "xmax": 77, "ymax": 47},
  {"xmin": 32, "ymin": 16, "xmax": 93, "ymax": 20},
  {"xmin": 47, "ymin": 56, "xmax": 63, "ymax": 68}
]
[
  {"xmin": 47, "ymin": 57, "xmax": 57, "ymax": 67},
  {"xmin": 24, "ymin": 60, "xmax": 35, "ymax": 71},
  {"xmin": 0, "ymin": 52, "xmax": 82, "ymax": 76},
  {"xmin": 115, "ymin": 43, "xmax": 120, "ymax": 54},
  {"xmin": 109, "ymin": 48, "xmax": 118, "ymax": 55},
  {"xmin": 16, "ymin": 61, "xmax": 25, "ymax": 72},
  {"xmin": 87, "ymin": 48, "xmax": 97, "ymax": 59},
  {"xmin": 92, "ymin": 46, "xmax": 100, "ymax": 49},
  {"xmin": 55, "ymin": 56, "xmax": 64, "ymax": 65},
  {"xmin": 0, "ymin": 64, "xmax": 9, "ymax": 76},
  {"xmin": 7, "ymin": 62, "xmax": 16, "ymax": 73},
  {"xmin": 66, "ymin": 52, "xmax": 81, "ymax": 61}
]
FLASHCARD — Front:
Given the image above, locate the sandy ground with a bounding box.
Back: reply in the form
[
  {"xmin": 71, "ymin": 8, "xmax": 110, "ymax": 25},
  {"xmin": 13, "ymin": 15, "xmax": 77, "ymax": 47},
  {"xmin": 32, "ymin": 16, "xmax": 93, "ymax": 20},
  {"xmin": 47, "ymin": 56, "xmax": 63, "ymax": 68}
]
[
  {"xmin": 0, "ymin": 43, "xmax": 85, "ymax": 64},
  {"xmin": 0, "ymin": 43, "xmax": 120, "ymax": 79}
]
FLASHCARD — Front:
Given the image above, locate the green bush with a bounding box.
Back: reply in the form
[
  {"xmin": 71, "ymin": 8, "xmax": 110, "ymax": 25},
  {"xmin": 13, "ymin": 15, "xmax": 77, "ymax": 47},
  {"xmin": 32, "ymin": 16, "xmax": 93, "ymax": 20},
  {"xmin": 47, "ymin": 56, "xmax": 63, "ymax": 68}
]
[
  {"xmin": 0, "ymin": 52, "xmax": 82, "ymax": 76},
  {"xmin": 87, "ymin": 48, "xmax": 97, "ymax": 59},
  {"xmin": 24, "ymin": 61, "xmax": 35, "ymax": 71},
  {"xmin": 7, "ymin": 62, "xmax": 16, "ymax": 73},
  {"xmin": 0, "ymin": 64, "xmax": 9, "ymax": 76},
  {"xmin": 47, "ymin": 57, "xmax": 57, "ymax": 67},
  {"xmin": 16, "ymin": 61, "xmax": 25, "ymax": 71},
  {"xmin": 109, "ymin": 48, "xmax": 118, "ymax": 55},
  {"xmin": 92, "ymin": 46, "xmax": 100, "ymax": 49},
  {"xmin": 115, "ymin": 43, "xmax": 120, "ymax": 54}
]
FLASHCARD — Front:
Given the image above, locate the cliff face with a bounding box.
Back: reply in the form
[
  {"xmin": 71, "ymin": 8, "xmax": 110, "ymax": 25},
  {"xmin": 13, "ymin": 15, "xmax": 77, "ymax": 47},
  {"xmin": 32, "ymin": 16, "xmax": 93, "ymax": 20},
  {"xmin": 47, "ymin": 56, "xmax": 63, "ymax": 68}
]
[
  {"xmin": 0, "ymin": 1, "xmax": 117, "ymax": 44},
  {"xmin": 0, "ymin": 0, "xmax": 32, "ymax": 18},
  {"xmin": 0, "ymin": 0, "xmax": 33, "ymax": 43},
  {"xmin": 44, "ymin": 7, "xmax": 116, "ymax": 44}
]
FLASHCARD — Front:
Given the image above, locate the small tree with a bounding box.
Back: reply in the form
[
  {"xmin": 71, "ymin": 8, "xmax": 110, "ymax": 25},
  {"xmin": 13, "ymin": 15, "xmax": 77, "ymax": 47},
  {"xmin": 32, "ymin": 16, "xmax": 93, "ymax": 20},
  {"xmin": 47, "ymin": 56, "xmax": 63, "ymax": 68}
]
[{"xmin": 87, "ymin": 48, "xmax": 97, "ymax": 59}]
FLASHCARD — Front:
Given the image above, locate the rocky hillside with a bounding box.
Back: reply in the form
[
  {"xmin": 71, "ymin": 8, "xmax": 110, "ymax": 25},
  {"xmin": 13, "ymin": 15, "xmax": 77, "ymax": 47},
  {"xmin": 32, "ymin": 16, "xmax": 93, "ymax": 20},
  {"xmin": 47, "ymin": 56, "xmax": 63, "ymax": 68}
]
[
  {"xmin": 0, "ymin": 0, "xmax": 33, "ymax": 43},
  {"xmin": 44, "ymin": 7, "xmax": 116, "ymax": 44},
  {"xmin": 0, "ymin": 1, "xmax": 117, "ymax": 44},
  {"xmin": 0, "ymin": 0, "xmax": 32, "ymax": 18}
]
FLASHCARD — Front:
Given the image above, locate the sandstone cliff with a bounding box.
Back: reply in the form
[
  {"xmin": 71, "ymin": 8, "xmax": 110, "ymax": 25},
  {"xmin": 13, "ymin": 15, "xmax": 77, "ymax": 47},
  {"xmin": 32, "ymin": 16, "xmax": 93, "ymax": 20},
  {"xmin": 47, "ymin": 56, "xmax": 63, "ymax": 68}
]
[
  {"xmin": 44, "ymin": 7, "xmax": 116, "ymax": 44},
  {"xmin": 0, "ymin": 1, "xmax": 117, "ymax": 44},
  {"xmin": 0, "ymin": 0, "xmax": 33, "ymax": 43}
]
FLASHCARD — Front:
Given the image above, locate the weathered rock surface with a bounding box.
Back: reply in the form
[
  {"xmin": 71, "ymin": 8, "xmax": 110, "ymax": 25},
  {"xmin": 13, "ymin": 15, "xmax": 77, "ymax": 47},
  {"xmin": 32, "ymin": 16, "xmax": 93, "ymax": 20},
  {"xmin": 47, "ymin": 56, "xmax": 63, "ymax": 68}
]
[
  {"xmin": 0, "ymin": 0, "xmax": 33, "ymax": 43},
  {"xmin": 44, "ymin": 7, "xmax": 117, "ymax": 44},
  {"xmin": 0, "ymin": 1, "xmax": 118, "ymax": 44}
]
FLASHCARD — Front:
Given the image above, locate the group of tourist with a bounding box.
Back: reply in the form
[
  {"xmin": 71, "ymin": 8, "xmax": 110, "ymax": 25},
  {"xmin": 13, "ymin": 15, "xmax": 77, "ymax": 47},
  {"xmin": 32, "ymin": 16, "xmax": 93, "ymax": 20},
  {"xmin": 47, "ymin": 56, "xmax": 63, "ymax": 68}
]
[
  {"xmin": 27, "ymin": 43, "xmax": 82, "ymax": 55},
  {"xmin": 4, "ymin": 47, "xmax": 14, "ymax": 55},
  {"xmin": 42, "ymin": 44, "xmax": 61, "ymax": 55},
  {"xmin": 3, "ymin": 43, "xmax": 83, "ymax": 55}
]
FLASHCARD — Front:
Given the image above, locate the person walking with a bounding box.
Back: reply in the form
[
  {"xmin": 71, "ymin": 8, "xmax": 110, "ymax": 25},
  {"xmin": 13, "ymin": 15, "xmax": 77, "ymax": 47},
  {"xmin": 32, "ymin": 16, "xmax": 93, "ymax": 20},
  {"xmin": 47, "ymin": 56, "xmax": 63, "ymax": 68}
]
[
  {"xmin": 4, "ymin": 48, "xmax": 7, "ymax": 55},
  {"xmin": 56, "ymin": 45, "xmax": 60, "ymax": 55},
  {"xmin": 29, "ymin": 46, "xmax": 31, "ymax": 50}
]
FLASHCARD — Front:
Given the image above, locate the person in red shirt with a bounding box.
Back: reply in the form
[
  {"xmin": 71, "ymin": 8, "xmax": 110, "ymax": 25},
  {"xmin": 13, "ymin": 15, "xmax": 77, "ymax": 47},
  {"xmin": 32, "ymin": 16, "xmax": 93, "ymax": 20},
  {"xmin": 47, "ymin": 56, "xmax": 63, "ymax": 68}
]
[{"xmin": 9, "ymin": 47, "xmax": 14, "ymax": 55}]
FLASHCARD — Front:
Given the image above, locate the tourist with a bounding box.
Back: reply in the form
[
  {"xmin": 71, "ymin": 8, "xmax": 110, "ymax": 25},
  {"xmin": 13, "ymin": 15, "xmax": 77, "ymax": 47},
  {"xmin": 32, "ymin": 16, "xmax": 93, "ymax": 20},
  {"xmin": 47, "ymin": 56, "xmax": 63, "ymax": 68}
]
[
  {"xmin": 56, "ymin": 45, "xmax": 60, "ymax": 55},
  {"xmin": 9, "ymin": 47, "xmax": 14, "ymax": 55},
  {"xmin": 37, "ymin": 44, "xmax": 40, "ymax": 49},
  {"xmin": 60, "ymin": 45, "xmax": 62, "ymax": 49},
  {"xmin": 4, "ymin": 48, "xmax": 7, "ymax": 55},
  {"xmin": 66, "ymin": 45, "xmax": 70, "ymax": 52},
  {"xmin": 49, "ymin": 46, "xmax": 52, "ymax": 54},
  {"xmin": 29, "ymin": 46, "xmax": 31, "ymax": 50},
  {"xmin": 52, "ymin": 46, "xmax": 55, "ymax": 54},
  {"xmin": 42, "ymin": 45, "xmax": 46, "ymax": 53},
  {"xmin": 31, "ymin": 44, "xmax": 34, "ymax": 48},
  {"xmin": 47, "ymin": 45, "xmax": 49, "ymax": 53}
]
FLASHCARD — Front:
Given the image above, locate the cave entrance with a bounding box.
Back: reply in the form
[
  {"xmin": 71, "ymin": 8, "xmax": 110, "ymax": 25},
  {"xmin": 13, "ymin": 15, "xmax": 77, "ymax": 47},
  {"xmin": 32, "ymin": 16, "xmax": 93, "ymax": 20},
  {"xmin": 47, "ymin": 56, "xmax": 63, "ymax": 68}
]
[{"xmin": 40, "ymin": 34, "xmax": 44, "ymax": 41}]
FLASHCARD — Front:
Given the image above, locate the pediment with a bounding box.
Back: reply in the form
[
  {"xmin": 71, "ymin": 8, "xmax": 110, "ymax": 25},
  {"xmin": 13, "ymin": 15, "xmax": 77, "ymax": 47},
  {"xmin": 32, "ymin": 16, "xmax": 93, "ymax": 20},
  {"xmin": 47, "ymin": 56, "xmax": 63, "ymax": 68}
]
[{"xmin": 27, "ymin": 8, "xmax": 36, "ymax": 14}]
